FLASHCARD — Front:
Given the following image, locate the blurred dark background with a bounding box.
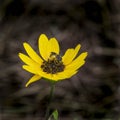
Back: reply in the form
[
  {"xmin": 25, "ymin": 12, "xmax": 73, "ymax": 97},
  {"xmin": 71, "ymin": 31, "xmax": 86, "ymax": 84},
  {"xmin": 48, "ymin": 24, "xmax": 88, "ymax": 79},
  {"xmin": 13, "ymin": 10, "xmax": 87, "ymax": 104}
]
[{"xmin": 0, "ymin": 0, "xmax": 120, "ymax": 119}]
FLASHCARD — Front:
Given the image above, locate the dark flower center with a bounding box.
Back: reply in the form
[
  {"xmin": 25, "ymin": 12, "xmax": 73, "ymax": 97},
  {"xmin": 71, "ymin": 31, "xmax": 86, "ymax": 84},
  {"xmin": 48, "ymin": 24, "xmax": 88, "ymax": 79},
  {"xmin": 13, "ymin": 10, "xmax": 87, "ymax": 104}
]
[{"xmin": 41, "ymin": 52, "xmax": 65, "ymax": 74}]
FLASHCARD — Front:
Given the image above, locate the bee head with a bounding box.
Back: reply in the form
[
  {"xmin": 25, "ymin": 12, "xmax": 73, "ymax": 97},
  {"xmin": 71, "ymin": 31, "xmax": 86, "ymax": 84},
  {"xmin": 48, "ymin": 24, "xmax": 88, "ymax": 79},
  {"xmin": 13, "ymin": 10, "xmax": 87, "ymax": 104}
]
[{"xmin": 49, "ymin": 52, "xmax": 62, "ymax": 61}]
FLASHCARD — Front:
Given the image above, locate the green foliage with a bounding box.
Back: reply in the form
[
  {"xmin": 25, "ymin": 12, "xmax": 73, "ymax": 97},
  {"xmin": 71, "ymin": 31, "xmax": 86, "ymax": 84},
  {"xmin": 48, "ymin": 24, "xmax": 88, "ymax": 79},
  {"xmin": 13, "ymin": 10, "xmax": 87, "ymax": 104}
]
[{"xmin": 48, "ymin": 110, "xmax": 59, "ymax": 120}]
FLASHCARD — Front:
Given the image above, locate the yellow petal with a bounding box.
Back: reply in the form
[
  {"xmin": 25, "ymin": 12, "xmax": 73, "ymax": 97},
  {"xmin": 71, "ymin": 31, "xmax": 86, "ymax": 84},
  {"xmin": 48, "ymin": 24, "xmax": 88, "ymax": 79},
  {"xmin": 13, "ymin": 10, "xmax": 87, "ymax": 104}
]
[
  {"xmin": 23, "ymin": 42, "xmax": 43, "ymax": 64},
  {"xmin": 38, "ymin": 34, "xmax": 60, "ymax": 61},
  {"xmin": 37, "ymin": 62, "xmax": 78, "ymax": 81},
  {"xmin": 38, "ymin": 70, "xmax": 54, "ymax": 80},
  {"xmin": 38, "ymin": 68, "xmax": 62, "ymax": 81},
  {"xmin": 26, "ymin": 75, "xmax": 41, "ymax": 87},
  {"xmin": 62, "ymin": 44, "xmax": 81, "ymax": 65},
  {"xmin": 62, "ymin": 48, "xmax": 74, "ymax": 65},
  {"xmin": 68, "ymin": 70, "xmax": 78, "ymax": 78},
  {"xmin": 48, "ymin": 37, "xmax": 60, "ymax": 56},
  {"xmin": 22, "ymin": 65, "xmax": 38, "ymax": 74},
  {"xmin": 51, "ymin": 73, "xmax": 67, "ymax": 80},
  {"xmin": 49, "ymin": 70, "xmax": 77, "ymax": 81},
  {"xmin": 18, "ymin": 53, "xmax": 39, "ymax": 67},
  {"xmin": 72, "ymin": 44, "xmax": 81, "ymax": 60},
  {"xmin": 56, "ymin": 69, "xmax": 78, "ymax": 80},
  {"xmin": 38, "ymin": 34, "xmax": 49, "ymax": 61},
  {"xmin": 39, "ymin": 68, "xmax": 77, "ymax": 81},
  {"xmin": 66, "ymin": 52, "xmax": 88, "ymax": 70}
]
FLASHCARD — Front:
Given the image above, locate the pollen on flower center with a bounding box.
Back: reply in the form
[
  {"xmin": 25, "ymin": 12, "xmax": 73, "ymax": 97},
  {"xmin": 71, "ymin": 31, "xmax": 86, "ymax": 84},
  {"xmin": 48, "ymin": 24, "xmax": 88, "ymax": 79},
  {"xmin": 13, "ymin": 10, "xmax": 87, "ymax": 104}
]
[{"xmin": 41, "ymin": 52, "xmax": 65, "ymax": 74}]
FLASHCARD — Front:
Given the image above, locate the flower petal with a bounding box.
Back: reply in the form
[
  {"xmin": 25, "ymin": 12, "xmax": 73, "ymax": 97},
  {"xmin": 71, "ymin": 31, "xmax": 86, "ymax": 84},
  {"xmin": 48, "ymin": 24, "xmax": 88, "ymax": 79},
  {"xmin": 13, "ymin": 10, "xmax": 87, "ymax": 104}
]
[
  {"xmin": 26, "ymin": 75, "xmax": 41, "ymax": 87},
  {"xmin": 72, "ymin": 44, "xmax": 81, "ymax": 60},
  {"xmin": 37, "ymin": 68, "xmax": 64, "ymax": 81},
  {"xmin": 18, "ymin": 53, "xmax": 39, "ymax": 67},
  {"xmin": 38, "ymin": 68, "xmax": 77, "ymax": 81},
  {"xmin": 38, "ymin": 34, "xmax": 49, "ymax": 60},
  {"xmin": 48, "ymin": 37, "xmax": 60, "ymax": 55},
  {"xmin": 56, "ymin": 69, "xmax": 78, "ymax": 80},
  {"xmin": 62, "ymin": 44, "xmax": 81, "ymax": 65},
  {"xmin": 66, "ymin": 52, "xmax": 88, "ymax": 70},
  {"xmin": 23, "ymin": 42, "xmax": 43, "ymax": 64},
  {"xmin": 62, "ymin": 48, "xmax": 74, "ymax": 64},
  {"xmin": 67, "ymin": 70, "xmax": 78, "ymax": 78},
  {"xmin": 22, "ymin": 65, "xmax": 38, "ymax": 74}
]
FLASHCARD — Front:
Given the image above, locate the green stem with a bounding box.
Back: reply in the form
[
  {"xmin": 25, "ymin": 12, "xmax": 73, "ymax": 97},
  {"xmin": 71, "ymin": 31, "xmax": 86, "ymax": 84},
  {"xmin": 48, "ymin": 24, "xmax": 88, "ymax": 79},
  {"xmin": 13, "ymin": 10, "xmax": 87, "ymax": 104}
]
[{"xmin": 45, "ymin": 82, "xmax": 55, "ymax": 120}]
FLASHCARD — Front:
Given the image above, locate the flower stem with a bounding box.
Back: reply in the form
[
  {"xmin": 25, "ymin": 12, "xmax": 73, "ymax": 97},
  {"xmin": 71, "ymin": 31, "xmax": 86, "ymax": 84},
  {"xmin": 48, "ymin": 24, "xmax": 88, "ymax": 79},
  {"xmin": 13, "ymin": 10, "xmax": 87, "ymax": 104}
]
[{"xmin": 45, "ymin": 82, "xmax": 55, "ymax": 120}]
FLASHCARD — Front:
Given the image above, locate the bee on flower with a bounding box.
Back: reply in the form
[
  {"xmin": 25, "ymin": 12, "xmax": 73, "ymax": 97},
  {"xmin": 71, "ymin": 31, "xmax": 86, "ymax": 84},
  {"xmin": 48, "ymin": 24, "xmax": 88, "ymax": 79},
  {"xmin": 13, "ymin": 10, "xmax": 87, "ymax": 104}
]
[{"xmin": 18, "ymin": 34, "xmax": 88, "ymax": 87}]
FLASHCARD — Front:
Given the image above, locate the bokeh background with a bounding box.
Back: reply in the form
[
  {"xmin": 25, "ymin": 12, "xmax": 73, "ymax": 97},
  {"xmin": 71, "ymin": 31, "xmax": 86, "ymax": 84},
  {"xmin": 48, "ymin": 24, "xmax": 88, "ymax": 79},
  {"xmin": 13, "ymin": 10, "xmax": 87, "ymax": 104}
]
[{"xmin": 0, "ymin": 0, "xmax": 120, "ymax": 119}]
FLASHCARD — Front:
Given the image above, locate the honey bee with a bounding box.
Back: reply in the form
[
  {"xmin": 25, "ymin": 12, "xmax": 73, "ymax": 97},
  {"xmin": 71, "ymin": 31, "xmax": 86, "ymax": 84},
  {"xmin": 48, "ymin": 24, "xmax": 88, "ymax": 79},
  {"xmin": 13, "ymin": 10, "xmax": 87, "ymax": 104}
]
[{"xmin": 49, "ymin": 52, "xmax": 62, "ymax": 61}]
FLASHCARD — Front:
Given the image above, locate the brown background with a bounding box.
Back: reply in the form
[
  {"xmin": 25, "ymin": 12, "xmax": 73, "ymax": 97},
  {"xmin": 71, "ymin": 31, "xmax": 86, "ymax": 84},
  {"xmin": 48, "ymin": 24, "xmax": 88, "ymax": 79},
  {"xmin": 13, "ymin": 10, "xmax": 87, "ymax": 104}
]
[{"xmin": 0, "ymin": 0, "xmax": 120, "ymax": 119}]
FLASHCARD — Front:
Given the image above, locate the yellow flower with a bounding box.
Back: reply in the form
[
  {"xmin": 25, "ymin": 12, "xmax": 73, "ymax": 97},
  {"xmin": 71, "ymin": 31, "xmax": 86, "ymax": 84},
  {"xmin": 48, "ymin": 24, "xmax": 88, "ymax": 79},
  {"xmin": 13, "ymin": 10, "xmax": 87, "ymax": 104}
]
[{"xmin": 18, "ymin": 34, "xmax": 88, "ymax": 87}]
